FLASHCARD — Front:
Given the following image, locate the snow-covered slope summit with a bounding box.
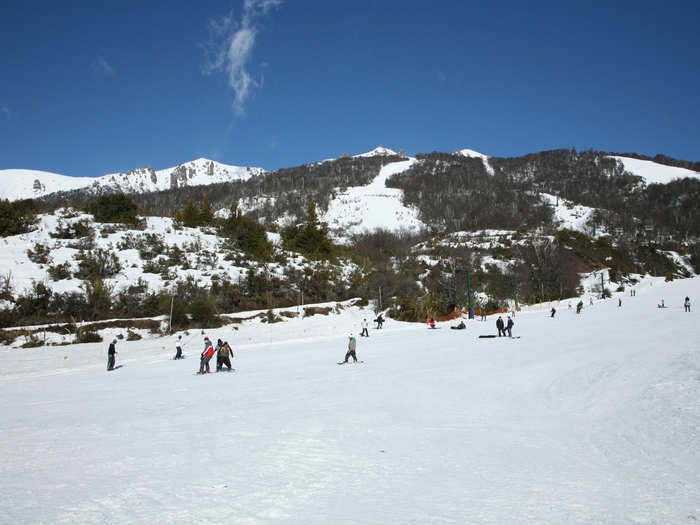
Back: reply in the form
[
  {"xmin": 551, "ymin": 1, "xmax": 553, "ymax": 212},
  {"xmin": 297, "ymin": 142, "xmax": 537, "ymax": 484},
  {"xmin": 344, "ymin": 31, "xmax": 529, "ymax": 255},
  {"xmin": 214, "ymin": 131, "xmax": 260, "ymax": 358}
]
[
  {"xmin": 456, "ymin": 148, "xmax": 494, "ymax": 175},
  {"xmin": 353, "ymin": 145, "xmax": 398, "ymax": 158},
  {"xmin": 612, "ymin": 156, "xmax": 700, "ymax": 185},
  {"xmin": 0, "ymin": 169, "xmax": 93, "ymax": 201},
  {"xmin": 0, "ymin": 159, "xmax": 265, "ymax": 201}
]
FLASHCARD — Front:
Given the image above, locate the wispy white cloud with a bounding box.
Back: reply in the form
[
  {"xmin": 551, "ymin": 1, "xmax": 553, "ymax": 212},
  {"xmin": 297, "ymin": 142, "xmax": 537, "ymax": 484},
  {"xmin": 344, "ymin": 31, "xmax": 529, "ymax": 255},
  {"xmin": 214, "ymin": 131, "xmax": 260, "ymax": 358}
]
[
  {"xmin": 1, "ymin": 104, "xmax": 9, "ymax": 119},
  {"xmin": 94, "ymin": 56, "xmax": 116, "ymax": 76},
  {"xmin": 203, "ymin": 0, "xmax": 282, "ymax": 115}
]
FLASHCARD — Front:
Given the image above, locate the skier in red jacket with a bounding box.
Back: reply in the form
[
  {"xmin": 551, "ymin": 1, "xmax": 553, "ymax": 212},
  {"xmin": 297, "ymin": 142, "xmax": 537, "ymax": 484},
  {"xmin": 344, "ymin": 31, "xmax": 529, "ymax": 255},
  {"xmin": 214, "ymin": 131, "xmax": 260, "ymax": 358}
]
[{"xmin": 199, "ymin": 337, "xmax": 215, "ymax": 374}]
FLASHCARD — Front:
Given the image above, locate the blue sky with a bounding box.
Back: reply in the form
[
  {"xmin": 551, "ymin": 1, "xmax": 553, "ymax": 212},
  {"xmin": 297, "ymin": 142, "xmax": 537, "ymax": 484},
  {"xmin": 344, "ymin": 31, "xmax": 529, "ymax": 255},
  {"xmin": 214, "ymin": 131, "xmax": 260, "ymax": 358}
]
[{"xmin": 1, "ymin": 1, "xmax": 699, "ymax": 178}]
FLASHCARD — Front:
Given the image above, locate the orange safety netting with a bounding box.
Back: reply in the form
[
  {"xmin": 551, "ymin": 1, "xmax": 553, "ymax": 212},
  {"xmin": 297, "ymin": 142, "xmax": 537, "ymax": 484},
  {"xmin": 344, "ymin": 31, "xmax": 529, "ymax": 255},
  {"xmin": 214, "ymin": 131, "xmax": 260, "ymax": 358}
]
[{"xmin": 425, "ymin": 305, "xmax": 519, "ymax": 323}]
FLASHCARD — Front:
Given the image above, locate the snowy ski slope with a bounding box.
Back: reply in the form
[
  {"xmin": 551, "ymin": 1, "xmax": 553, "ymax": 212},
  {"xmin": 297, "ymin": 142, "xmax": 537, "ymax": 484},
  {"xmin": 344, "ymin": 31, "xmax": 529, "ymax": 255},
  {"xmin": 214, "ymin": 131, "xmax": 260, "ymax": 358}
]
[{"xmin": 1, "ymin": 277, "xmax": 699, "ymax": 523}]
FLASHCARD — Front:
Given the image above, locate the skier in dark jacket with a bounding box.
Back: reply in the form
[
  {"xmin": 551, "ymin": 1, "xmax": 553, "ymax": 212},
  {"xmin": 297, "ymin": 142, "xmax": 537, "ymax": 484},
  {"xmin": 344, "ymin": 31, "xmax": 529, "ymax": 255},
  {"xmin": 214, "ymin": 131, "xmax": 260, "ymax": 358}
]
[
  {"xmin": 107, "ymin": 339, "xmax": 117, "ymax": 371},
  {"xmin": 684, "ymin": 296, "xmax": 691, "ymax": 312},
  {"xmin": 550, "ymin": 307, "xmax": 556, "ymax": 318},
  {"xmin": 506, "ymin": 316, "xmax": 514, "ymax": 337},
  {"xmin": 576, "ymin": 301, "xmax": 583, "ymax": 314},
  {"xmin": 496, "ymin": 316, "xmax": 505, "ymax": 336},
  {"xmin": 375, "ymin": 314, "xmax": 384, "ymax": 329},
  {"xmin": 451, "ymin": 320, "xmax": 466, "ymax": 330},
  {"xmin": 199, "ymin": 337, "xmax": 214, "ymax": 374},
  {"xmin": 216, "ymin": 341, "xmax": 234, "ymax": 371}
]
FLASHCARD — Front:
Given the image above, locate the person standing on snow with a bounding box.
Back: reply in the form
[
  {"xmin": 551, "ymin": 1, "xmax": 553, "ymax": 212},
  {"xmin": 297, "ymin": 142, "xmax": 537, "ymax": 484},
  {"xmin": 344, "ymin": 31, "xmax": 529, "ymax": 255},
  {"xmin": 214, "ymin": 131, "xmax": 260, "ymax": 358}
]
[
  {"xmin": 343, "ymin": 334, "xmax": 358, "ymax": 363},
  {"xmin": 496, "ymin": 316, "xmax": 505, "ymax": 336},
  {"xmin": 429, "ymin": 317, "xmax": 436, "ymax": 329},
  {"xmin": 506, "ymin": 316, "xmax": 514, "ymax": 337},
  {"xmin": 199, "ymin": 337, "xmax": 215, "ymax": 374},
  {"xmin": 375, "ymin": 314, "xmax": 384, "ymax": 329},
  {"xmin": 576, "ymin": 301, "xmax": 583, "ymax": 314},
  {"xmin": 360, "ymin": 318, "xmax": 369, "ymax": 337},
  {"xmin": 174, "ymin": 335, "xmax": 184, "ymax": 360},
  {"xmin": 684, "ymin": 296, "xmax": 691, "ymax": 312},
  {"xmin": 216, "ymin": 341, "xmax": 234, "ymax": 371},
  {"xmin": 107, "ymin": 339, "xmax": 117, "ymax": 371},
  {"xmin": 550, "ymin": 307, "xmax": 556, "ymax": 318}
]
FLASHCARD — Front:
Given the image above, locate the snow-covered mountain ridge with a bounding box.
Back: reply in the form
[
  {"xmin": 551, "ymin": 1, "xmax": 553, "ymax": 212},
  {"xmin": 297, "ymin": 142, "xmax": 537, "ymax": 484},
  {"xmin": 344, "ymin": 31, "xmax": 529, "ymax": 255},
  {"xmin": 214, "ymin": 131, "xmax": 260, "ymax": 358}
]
[{"xmin": 0, "ymin": 158, "xmax": 264, "ymax": 201}]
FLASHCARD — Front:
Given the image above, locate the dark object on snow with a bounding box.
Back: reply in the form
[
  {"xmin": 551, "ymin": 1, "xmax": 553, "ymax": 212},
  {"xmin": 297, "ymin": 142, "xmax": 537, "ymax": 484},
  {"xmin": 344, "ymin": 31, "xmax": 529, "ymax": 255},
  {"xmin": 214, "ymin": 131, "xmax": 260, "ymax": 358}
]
[
  {"xmin": 506, "ymin": 317, "xmax": 514, "ymax": 337},
  {"xmin": 496, "ymin": 316, "xmax": 505, "ymax": 336},
  {"xmin": 107, "ymin": 339, "xmax": 117, "ymax": 371},
  {"xmin": 374, "ymin": 315, "xmax": 384, "ymax": 329},
  {"xmin": 429, "ymin": 317, "xmax": 436, "ymax": 329},
  {"xmin": 479, "ymin": 335, "xmax": 497, "ymax": 338},
  {"xmin": 450, "ymin": 321, "xmax": 466, "ymax": 330},
  {"xmin": 550, "ymin": 307, "xmax": 556, "ymax": 318},
  {"xmin": 576, "ymin": 301, "xmax": 583, "ymax": 314},
  {"xmin": 216, "ymin": 341, "xmax": 234, "ymax": 371},
  {"xmin": 684, "ymin": 296, "xmax": 691, "ymax": 312}
]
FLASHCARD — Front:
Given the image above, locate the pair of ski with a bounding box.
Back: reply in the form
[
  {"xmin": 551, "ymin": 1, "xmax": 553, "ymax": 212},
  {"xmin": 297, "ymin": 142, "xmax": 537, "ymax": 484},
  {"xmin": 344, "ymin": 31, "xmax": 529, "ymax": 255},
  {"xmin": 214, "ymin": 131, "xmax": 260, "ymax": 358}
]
[
  {"xmin": 194, "ymin": 368, "xmax": 236, "ymax": 375},
  {"xmin": 478, "ymin": 335, "xmax": 521, "ymax": 339},
  {"xmin": 337, "ymin": 361, "xmax": 364, "ymax": 365}
]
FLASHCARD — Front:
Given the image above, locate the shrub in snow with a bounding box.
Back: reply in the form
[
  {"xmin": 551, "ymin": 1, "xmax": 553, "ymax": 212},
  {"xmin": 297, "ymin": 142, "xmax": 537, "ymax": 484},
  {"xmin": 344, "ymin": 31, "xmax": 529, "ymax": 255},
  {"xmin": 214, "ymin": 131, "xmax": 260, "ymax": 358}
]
[
  {"xmin": 50, "ymin": 219, "xmax": 94, "ymax": 240},
  {"xmin": 26, "ymin": 242, "xmax": 52, "ymax": 264},
  {"xmin": 74, "ymin": 248, "xmax": 122, "ymax": 279},
  {"xmin": 88, "ymin": 193, "xmax": 140, "ymax": 225},
  {"xmin": 47, "ymin": 262, "xmax": 72, "ymax": 281}
]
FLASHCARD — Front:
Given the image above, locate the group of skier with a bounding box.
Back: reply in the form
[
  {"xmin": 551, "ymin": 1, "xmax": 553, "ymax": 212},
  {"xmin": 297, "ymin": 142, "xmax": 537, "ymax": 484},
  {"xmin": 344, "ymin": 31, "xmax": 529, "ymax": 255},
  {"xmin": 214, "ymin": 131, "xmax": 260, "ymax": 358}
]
[
  {"xmin": 106, "ymin": 294, "xmax": 693, "ymax": 370},
  {"xmin": 495, "ymin": 315, "xmax": 515, "ymax": 337},
  {"xmin": 198, "ymin": 337, "xmax": 234, "ymax": 374}
]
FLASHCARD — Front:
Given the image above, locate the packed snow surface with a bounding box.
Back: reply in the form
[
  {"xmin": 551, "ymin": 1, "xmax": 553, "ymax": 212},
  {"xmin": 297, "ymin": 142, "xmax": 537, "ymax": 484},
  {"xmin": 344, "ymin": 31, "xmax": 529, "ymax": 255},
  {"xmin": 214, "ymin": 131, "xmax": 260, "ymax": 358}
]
[
  {"xmin": 322, "ymin": 159, "xmax": 426, "ymax": 237},
  {"xmin": 1, "ymin": 278, "xmax": 699, "ymax": 524},
  {"xmin": 612, "ymin": 156, "xmax": 700, "ymax": 185}
]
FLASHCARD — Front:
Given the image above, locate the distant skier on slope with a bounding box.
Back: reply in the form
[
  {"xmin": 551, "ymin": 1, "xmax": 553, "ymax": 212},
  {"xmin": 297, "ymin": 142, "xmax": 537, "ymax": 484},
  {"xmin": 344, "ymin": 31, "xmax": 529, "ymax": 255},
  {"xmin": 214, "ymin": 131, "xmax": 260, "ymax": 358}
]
[
  {"xmin": 429, "ymin": 317, "xmax": 436, "ymax": 329},
  {"xmin": 684, "ymin": 296, "xmax": 691, "ymax": 312},
  {"xmin": 342, "ymin": 334, "xmax": 358, "ymax": 363},
  {"xmin": 506, "ymin": 316, "xmax": 514, "ymax": 337},
  {"xmin": 576, "ymin": 301, "xmax": 583, "ymax": 314},
  {"xmin": 496, "ymin": 316, "xmax": 505, "ymax": 336},
  {"xmin": 174, "ymin": 335, "xmax": 184, "ymax": 360},
  {"xmin": 550, "ymin": 307, "xmax": 556, "ymax": 318},
  {"xmin": 216, "ymin": 341, "xmax": 234, "ymax": 372},
  {"xmin": 375, "ymin": 314, "xmax": 384, "ymax": 329},
  {"xmin": 107, "ymin": 339, "xmax": 117, "ymax": 371},
  {"xmin": 360, "ymin": 318, "xmax": 369, "ymax": 337},
  {"xmin": 199, "ymin": 337, "xmax": 215, "ymax": 374},
  {"xmin": 450, "ymin": 320, "xmax": 466, "ymax": 330}
]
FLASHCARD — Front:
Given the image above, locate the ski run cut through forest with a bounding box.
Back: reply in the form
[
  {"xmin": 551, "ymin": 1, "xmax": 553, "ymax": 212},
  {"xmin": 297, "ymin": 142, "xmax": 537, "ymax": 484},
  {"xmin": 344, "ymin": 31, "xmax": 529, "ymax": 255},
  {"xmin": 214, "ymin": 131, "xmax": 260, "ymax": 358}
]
[{"xmin": 1, "ymin": 275, "xmax": 699, "ymax": 524}]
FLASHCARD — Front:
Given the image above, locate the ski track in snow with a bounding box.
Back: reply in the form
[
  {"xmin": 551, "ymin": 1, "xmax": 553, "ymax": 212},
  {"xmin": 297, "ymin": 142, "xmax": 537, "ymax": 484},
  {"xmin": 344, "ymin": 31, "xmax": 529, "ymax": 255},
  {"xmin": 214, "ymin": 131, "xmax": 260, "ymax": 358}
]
[
  {"xmin": 1, "ymin": 278, "xmax": 699, "ymax": 523},
  {"xmin": 322, "ymin": 159, "xmax": 425, "ymax": 237}
]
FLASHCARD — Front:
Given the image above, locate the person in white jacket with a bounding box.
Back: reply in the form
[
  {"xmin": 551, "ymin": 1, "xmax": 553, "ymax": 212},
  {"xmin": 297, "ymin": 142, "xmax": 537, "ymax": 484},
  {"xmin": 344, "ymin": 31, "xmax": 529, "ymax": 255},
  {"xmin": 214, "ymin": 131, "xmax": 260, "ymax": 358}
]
[{"xmin": 360, "ymin": 318, "xmax": 369, "ymax": 337}]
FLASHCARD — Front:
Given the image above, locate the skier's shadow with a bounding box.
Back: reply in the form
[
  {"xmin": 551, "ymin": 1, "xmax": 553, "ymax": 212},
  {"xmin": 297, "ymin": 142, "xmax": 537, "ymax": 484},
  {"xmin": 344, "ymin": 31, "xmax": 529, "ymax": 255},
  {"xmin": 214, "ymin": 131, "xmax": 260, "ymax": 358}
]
[{"xmin": 110, "ymin": 364, "xmax": 125, "ymax": 371}]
